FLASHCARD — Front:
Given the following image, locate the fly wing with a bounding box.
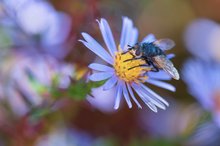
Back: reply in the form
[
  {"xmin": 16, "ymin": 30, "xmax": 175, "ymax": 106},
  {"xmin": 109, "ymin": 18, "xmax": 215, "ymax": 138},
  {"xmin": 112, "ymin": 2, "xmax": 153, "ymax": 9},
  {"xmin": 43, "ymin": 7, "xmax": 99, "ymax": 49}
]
[
  {"xmin": 153, "ymin": 55, "xmax": 180, "ymax": 80},
  {"xmin": 153, "ymin": 39, "xmax": 175, "ymax": 51}
]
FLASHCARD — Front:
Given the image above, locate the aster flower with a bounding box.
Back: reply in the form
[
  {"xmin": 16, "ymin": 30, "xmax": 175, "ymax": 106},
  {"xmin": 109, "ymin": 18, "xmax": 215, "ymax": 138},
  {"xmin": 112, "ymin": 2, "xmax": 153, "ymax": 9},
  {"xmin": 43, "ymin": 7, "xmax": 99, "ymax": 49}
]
[
  {"xmin": 80, "ymin": 17, "xmax": 176, "ymax": 112},
  {"xmin": 182, "ymin": 59, "xmax": 220, "ymax": 126}
]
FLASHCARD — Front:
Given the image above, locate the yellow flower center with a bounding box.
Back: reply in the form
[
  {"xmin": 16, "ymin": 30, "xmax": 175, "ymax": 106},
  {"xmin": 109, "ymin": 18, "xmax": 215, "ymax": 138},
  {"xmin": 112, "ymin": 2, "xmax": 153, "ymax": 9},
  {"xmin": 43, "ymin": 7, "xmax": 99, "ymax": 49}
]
[{"xmin": 114, "ymin": 47, "xmax": 151, "ymax": 83}]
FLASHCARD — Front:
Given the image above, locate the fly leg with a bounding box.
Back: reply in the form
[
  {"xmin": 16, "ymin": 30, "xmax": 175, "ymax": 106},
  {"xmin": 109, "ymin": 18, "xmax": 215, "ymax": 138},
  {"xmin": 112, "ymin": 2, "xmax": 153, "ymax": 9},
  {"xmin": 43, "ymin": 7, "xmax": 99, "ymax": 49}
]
[
  {"xmin": 150, "ymin": 66, "xmax": 159, "ymax": 72},
  {"xmin": 122, "ymin": 50, "xmax": 130, "ymax": 55},
  {"xmin": 124, "ymin": 57, "xmax": 144, "ymax": 62},
  {"xmin": 128, "ymin": 64, "xmax": 150, "ymax": 70},
  {"xmin": 122, "ymin": 45, "xmax": 133, "ymax": 55},
  {"xmin": 147, "ymin": 60, "xmax": 159, "ymax": 72}
]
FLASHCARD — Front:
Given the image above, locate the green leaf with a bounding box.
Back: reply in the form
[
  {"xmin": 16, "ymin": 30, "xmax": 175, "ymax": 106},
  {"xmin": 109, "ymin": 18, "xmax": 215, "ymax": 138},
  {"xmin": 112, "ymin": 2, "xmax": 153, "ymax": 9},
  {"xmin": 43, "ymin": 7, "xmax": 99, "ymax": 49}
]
[{"xmin": 67, "ymin": 80, "xmax": 106, "ymax": 100}]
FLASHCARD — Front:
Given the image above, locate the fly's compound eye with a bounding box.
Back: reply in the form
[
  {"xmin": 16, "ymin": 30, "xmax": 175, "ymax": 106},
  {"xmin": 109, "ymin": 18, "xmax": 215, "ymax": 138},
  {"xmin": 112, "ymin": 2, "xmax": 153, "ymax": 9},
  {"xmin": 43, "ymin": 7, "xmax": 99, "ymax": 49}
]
[{"xmin": 135, "ymin": 49, "xmax": 142, "ymax": 57}]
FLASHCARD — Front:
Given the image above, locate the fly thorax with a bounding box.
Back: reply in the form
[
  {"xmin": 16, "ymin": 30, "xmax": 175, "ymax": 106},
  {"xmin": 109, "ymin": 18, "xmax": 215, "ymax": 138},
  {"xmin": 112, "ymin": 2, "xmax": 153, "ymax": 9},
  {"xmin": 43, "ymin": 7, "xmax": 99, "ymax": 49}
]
[{"xmin": 142, "ymin": 43, "xmax": 157, "ymax": 57}]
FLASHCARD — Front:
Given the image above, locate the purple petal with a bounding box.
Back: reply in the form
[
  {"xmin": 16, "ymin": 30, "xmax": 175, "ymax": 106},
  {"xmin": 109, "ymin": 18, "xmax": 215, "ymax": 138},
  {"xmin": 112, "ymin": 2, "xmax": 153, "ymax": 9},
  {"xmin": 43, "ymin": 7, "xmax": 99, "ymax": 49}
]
[
  {"xmin": 103, "ymin": 75, "xmax": 118, "ymax": 90},
  {"xmin": 88, "ymin": 63, "xmax": 114, "ymax": 72},
  {"xmin": 132, "ymin": 83, "xmax": 166, "ymax": 110},
  {"xmin": 120, "ymin": 17, "xmax": 134, "ymax": 50},
  {"xmin": 131, "ymin": 84, "xmax": 148, "ymax": 104},
  {"xmin": 140, "ymin": 83, "xmax": 169, "ymax": 106},
  {"xmin": 127, "ymin": 83, "xmax": 142, "ymax": 108},
  {"xmin": 182, "ymin": 59, "xmax": 214, "ymax": 109},
  {"xmin": 146, "ymin": 102, "xmax": 158, "ymax": 112},
  {"xmin": 167, "ymin": 53, "xmax": 175, "ymax": 59},
  {"xmin": 132, "ymin": 84, "xmax": 161, "ymax": 112},
  {"xmin": 89, "ymin": 72, "xmax": 113, "ymax": 81},
  {"xmin": 114, "ymin": 81, "xmax": 123, "ymax": 109},
  {"xmin": 138, "ymin": 85, "xmax": 167, "ymax": 108},
  {"xmin": 80, "ymin": 33, "xmax": 113, "ymax": 65},
  {"xmin": 97, "ymin": 18, "xmax": 117, "ymax": 57},
  {"xmin": 148, "ymin": 71, "xmax": 171, "ymax": 80},
  {"xmin": 131, "ymin": 84, "xmax": 157, "ymax": 111},
  {"xmin": 8, "ymin": 90, "xmax": 29, "ymax": 116},
  {"xmin": 129, "ymin": 28, "xmax": 138, "ymax": 46},
  {"xmin": 122, "ymin": 82, "xmax": 132, "ymax": 108},
  {"xmin": 142, "ymin": 34, "xmax": 156, "ymax": 43},
  {"xmin": 147, "ymin": 79, "xmax": 176, "ymax": 92}
]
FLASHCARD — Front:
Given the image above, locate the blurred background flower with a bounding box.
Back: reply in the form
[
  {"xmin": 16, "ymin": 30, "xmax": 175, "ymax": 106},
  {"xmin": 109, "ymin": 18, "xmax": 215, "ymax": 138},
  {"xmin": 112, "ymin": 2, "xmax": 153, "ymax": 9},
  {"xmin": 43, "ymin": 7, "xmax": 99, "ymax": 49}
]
[
  {"xmin": 139, "ymin": 101, "xmax": 203, "ymax": 139},
  {"xmin": 1, "ymin": 0, "xmax": 72, "ymax": 58},
  {"xmin": 183, "ymin": 17, "xmax": 220, "ymax": 130},
  {"xmin": 0, "ymin": 52, "xmax": 74, "ymax": 116},
  {"xmin": 87, "ymin": 86, "xmax": 116, "ymax": 113},
  {"xmin": 186, "ymin": 122, "xmax": 220, "ymax": 146},
  {"xmin": 184, "ymin": 19, "xmax": 220, "ymax": 61}
]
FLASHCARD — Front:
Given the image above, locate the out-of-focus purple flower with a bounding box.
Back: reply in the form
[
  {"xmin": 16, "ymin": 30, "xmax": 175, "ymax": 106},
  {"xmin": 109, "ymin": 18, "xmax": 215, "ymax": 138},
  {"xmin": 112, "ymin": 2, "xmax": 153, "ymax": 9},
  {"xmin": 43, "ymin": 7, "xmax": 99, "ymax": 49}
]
[
  {"xmin": 0, "ymin": 52, "xmax": 74, "ymax": 116},
  {"xmin": 139, "ymin": 101, "xmax": 203, "ymax": 138},
  {"xmin": 182, "ymin": 59, "xmax": 220, "ymax": 126},
  {"xmin": 3, "ymin": 0, "xmax": 29, "ymax": 12},
  {"xmin": 187, "ymin": 122, "xmax": 220, "ymax": 146},
  {"xmin": 2, "ymin": 0, "xmax": 72, "ymax": 58},
  {"xmin": 17, "ymin": 1, "xmax": 55, "ymax": 35},
  {"xmin": 184, "ymin": 19, "xmax": 220, "ymax": 61},
  {"xmin": 80, "ymin": 17, "xmax": 176, "ymax": 112},
  {"xmin": 87, "ymin": 86, "xmax": 116, "ymax": 113},
  {"xmin": 5, "ymin": 0, "xmax": 71, "ymax": 41},
  {"xmin": 35, "ymin": 127, "xmax": 93, "ymax": 146}
]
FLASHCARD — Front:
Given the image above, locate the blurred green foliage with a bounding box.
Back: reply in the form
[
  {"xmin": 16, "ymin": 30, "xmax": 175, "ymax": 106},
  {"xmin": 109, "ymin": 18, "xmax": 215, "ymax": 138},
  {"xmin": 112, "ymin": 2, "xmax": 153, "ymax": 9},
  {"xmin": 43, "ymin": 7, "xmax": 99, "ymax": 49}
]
[
  {"xmin": 67, "ymin": 80, "xmax": 106, "ymax": 100},
  {"xmin": 0, "ymin": 27, "xmax": 12, "ymax": 49}
]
